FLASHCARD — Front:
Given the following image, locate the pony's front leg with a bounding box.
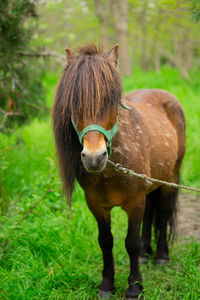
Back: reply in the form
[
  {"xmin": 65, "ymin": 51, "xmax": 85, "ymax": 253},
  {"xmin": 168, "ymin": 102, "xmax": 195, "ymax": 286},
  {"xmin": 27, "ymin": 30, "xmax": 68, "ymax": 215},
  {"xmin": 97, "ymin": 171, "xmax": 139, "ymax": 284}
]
[
  {"xmin": 124, "ymin": 195, "xmax": 145, "ymax": 299},
  {"xmin": 97, "ymin": 215, "xmax": 115, "ymax": 297},
  {"xmin": 86, "ymin": 198, "xmax": 115, "ymax": 298}
]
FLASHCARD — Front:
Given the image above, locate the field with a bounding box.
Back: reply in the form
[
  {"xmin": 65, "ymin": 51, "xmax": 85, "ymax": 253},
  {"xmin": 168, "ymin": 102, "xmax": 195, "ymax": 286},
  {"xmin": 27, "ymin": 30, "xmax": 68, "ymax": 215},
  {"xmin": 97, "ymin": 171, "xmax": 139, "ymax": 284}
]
[{"xmin": 0, "ymin": 66, "xmax": 200, "ymax": 299}]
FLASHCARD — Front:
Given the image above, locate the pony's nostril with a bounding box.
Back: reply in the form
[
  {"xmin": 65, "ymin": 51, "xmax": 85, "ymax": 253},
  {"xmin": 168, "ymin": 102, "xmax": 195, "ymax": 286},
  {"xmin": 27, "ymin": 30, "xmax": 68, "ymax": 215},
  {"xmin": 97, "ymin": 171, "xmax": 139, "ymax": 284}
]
[
  {"xmin": 98, "ymin": 151, "xmax": 107, "ymax": 164},
  {"xmin": 102, "ymin": 151, "xmax": 107, "ymax": 157},
  {"xmin": 81, "ymin": 152, "xmax": 86, "ymax": 159}
]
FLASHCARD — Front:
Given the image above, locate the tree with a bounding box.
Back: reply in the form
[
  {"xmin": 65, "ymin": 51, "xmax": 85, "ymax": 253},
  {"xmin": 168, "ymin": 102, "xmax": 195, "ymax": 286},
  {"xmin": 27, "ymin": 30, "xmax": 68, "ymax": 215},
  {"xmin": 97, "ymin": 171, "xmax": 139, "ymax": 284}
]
[
  {"xmin": 36, "ymin": 0, "xmax": 200, "ymax": 79},
  {"xmin": 0, "ymin": 0, "xmax": 46, "ymax": 132},
  {"xmin": 94, "ymin": 0, "xmax": 111, "ymax": 49},
  {"xmin": 111, "ymin": 0, "xmax": 132, "ymax": 75},
  {"xmin": 191, "ymin": 0, "xmax": 200, "ymax": 22},
  {"xmin": 94, "ymin": 0, "xmax": 132, "ymax": 75}
]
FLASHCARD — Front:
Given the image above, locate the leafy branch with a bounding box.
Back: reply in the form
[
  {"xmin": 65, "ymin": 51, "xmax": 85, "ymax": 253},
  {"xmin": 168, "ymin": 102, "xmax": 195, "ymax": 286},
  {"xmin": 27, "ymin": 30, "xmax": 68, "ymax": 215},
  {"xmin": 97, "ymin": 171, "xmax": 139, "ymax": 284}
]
[
  {"xmin": 0, "ymin": 51, "xmax": 66, "ymax": 64},
  {"xmin": 0, "ymin": 108, "xmax": 22, "ymax": 133}
]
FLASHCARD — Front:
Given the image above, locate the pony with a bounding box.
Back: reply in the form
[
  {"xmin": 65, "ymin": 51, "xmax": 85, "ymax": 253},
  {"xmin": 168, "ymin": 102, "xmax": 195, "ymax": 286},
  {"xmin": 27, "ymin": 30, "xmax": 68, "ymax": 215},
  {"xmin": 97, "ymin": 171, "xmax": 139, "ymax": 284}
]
[{"xmin": 52, "ymin": 43, "xmax": 185, "ymax": 299}]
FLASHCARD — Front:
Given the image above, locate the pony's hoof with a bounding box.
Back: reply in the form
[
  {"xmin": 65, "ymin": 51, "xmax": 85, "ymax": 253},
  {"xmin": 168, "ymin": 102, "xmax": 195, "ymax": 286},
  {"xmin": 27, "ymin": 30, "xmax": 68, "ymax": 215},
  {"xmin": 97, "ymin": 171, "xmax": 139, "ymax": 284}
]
[
  {"xmin": 125, "ymin": 284, "xmax": 143, "ymax": 299},
  {"xmin": 98, "ymin": 288, "xmax": 115, "ymax": 299},
  {"xmin": 156, "ymin": 258, "xmax": 169, "ymax": 265}
]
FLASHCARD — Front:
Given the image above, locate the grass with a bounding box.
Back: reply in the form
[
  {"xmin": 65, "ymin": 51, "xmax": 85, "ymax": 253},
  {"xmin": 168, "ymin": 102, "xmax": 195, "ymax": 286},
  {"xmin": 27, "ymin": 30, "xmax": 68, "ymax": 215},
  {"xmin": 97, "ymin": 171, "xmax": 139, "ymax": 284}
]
[{"xmin": 0, "ymin": 66, "xmax": 200, "ymax": 299}]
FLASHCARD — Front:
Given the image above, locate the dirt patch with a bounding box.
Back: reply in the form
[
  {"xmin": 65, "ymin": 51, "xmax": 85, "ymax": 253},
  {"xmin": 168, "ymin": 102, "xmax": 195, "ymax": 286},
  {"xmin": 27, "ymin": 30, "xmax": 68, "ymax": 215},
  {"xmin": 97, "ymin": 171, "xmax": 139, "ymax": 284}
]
[{"xmin": 177, "ymin": 193, "xmax": 200, "ymax": 242}]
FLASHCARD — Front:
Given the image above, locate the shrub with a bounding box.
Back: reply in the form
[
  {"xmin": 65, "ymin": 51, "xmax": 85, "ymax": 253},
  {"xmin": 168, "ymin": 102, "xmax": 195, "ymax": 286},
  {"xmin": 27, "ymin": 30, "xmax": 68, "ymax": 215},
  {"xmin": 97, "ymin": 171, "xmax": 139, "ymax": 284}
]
[{"xmin": 0, "ymin": 0, "xmax": 46, "ymax": 131}]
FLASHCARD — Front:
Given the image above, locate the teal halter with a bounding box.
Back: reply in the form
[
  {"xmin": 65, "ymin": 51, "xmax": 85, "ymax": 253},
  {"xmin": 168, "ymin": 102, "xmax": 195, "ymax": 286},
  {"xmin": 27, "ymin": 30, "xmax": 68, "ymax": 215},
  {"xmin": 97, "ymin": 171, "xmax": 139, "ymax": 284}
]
[
  {"xmin": 71, "ymin": 102, "xmax": 130, "ymax": 156},
  {"xmin": 71, "ymin": 110, "xmax": 119, "ymax": 156}
]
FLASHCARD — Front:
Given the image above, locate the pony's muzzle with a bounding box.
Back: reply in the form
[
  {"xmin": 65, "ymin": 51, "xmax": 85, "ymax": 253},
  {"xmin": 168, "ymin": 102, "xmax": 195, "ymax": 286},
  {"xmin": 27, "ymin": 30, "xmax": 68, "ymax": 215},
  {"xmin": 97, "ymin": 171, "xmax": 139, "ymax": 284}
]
[{"xmin": 81, "ymin": 149, "xmax": 108, "ymax": 172}]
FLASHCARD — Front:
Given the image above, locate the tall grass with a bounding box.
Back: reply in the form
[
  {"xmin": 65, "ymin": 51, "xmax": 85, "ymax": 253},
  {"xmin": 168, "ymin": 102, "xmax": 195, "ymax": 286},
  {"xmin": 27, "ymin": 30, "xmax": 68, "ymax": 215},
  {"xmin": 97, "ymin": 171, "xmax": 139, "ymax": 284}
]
[{"xmin": 0, "ymin": 66, "xmax": 200, "ymax": 299}]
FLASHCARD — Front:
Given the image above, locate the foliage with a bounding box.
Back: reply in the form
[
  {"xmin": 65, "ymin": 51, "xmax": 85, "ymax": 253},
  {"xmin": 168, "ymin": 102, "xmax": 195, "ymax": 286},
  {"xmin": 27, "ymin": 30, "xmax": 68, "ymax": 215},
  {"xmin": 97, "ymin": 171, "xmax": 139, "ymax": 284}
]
[
  {"xmin": 191, "ymin": 0, "xmax": 200, "ymax": 22},
  {"xmin": 0, "ymin": 0, "xmax": 46, "ymax": 131},
  {"xmin": 36, "ymin": 0, "xmax": 200, "ymax": 77},
  {"xmin": 0, "ymin": 67, "xmax": 200, "ymax": 298},
  {"xmin": 36, "ymin": 0, "xmax": 99, "ymax": 53}
]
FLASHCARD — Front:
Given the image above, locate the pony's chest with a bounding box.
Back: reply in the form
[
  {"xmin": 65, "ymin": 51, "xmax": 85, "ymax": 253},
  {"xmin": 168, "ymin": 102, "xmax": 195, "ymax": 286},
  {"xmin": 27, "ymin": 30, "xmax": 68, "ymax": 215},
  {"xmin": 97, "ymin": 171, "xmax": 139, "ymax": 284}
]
[
  {"xmin": 78, "ymin": 167, "xmax": 146, "ymax": 208},
  {"xmin": 80, "ymin": 177, "xmax": 128, "ymax": 208}
]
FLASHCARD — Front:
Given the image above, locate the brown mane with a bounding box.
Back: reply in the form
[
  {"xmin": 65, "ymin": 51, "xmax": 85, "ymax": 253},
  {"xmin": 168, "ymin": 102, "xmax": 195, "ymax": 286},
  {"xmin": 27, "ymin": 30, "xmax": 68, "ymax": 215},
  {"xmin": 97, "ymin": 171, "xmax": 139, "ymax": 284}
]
[{"xmin": 52, "ymin": 43, "xmax": 122, "ymax": 202}]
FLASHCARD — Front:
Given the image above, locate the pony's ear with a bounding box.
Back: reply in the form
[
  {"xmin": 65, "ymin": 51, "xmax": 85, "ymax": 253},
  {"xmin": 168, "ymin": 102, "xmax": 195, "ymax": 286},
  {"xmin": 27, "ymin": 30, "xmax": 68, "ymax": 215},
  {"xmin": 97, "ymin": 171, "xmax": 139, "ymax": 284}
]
[
  {"xmin": 107, "ymin": 44, "xmax": 119, "ymax": 66},
  {"xmin": 65, "ymin": 48, "xmax": 75, "ymax": 64}
]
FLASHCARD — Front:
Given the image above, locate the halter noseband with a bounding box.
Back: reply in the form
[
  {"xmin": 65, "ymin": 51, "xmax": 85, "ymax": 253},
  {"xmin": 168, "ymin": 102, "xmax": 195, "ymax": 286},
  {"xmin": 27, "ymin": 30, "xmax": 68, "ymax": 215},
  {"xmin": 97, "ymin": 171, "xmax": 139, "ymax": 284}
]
[
  {"xmin": 71, "ymin": 102, "xmax": 131, "ymax": 156},
  {"xmin": 71, "ymin": 112, "xmax": 119, "ymax": 156}
]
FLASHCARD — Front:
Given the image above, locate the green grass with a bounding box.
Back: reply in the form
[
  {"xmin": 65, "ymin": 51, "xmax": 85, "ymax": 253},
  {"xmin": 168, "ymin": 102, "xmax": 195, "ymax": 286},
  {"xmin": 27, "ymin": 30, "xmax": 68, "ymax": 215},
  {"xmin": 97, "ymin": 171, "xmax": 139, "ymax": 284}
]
[{"xmin": 0, "ymin": 66, "xmax": 200, "ymax": 299}]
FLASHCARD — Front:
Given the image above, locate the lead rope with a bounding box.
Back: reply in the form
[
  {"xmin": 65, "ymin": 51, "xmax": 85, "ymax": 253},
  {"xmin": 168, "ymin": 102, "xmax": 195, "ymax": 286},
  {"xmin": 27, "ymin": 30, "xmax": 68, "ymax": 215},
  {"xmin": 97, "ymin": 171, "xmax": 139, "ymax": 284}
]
[{"xmin": 108, "ymin": 159, "xmax": 200, "ymax": 193}]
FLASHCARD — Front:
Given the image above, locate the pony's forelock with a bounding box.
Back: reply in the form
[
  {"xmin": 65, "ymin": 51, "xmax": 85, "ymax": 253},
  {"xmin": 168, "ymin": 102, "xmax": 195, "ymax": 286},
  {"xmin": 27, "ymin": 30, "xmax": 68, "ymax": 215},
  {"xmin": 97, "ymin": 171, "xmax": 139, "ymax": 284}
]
[
  {"xmin": 60, "ymin": 43, "xmax": 122, "ymax": 124},
  {"xmin": 76, "ymin": 43, "xmax": 104, "ymax": 56}
]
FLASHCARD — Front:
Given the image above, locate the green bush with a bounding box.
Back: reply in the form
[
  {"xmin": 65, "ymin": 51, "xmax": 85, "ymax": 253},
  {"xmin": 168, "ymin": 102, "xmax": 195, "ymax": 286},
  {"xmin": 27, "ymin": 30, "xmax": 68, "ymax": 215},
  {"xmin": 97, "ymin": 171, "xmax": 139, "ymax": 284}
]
[{"xmin": 0, "ymin": 0, "xmax": 46, "ymax": 131}]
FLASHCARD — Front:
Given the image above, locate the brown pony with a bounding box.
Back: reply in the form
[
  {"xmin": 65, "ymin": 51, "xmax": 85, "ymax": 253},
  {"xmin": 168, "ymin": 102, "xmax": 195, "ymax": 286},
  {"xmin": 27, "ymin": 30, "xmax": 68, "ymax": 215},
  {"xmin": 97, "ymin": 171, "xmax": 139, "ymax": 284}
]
[{"xmin": 52, "ymin": 44, "xmax": 185, "ymax": 299}]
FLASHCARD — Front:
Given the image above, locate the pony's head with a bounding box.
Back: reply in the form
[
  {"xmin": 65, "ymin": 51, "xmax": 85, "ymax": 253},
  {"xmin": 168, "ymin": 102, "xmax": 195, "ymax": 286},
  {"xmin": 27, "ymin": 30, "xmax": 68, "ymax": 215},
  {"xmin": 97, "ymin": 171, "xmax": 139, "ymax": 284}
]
[{"xmin": 53, "ymin": 43, "xmax": 122, "ymax": 199}]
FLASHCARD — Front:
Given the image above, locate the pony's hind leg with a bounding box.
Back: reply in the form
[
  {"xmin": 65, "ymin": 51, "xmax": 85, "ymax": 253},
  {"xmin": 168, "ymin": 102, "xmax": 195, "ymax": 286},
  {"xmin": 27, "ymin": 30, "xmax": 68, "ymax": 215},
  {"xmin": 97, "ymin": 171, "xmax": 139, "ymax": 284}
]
[
  {"xmin": 155, "ymin": 184, "xmax": 178, "ymax": 264},
  {"xmin": 140, "ymin": 190, "xmax": 159, "ymax": 262}
]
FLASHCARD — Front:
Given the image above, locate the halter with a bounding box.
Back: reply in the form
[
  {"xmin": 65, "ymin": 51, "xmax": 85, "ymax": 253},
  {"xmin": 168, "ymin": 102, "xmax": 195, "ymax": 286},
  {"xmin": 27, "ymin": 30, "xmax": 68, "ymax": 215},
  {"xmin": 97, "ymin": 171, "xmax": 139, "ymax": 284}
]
[
  {"xmin": 71, "ymin": 111, "xmax": 118, "ymax": 156},
  {"xmin": 71, "ymin": 102, "xmax": 131, "ymax": 156}
]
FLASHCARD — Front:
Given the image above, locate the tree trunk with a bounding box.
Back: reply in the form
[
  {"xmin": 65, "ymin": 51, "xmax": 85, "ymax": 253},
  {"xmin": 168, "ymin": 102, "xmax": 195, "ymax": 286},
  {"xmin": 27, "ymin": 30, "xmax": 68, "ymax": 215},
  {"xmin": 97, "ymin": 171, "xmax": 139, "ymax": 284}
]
[
  {"xmin": 140, "ymin": 0, "xmax": 148, "ymax": 71},
  {"xmin": 172, "ymin": 27, "xmax": 192, "ymax": 80},
  {"xmin": 155, "ymin": 52, "xmax": 161, "ymax": 73},
  {"xmin": 152, "ymin": 7, "xmax": 162, "ymax": 73},
  {"xmin": 94, "ymin": 0, "xmax": 110, "ymax": 49},
  {"xmin": 111, "ymin": 0, "xmax": 132, "ymax": 76},
  {"xmin": 160, "ymin": 48, "xmax": 190, "ymax": 81}
]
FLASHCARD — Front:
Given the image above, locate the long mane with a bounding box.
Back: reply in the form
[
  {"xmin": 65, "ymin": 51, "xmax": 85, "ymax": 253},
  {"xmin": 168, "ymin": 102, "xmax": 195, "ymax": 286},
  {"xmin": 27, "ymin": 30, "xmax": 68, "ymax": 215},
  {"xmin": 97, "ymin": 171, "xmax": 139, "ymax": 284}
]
[{"xmin": 52, "ymin": 43, "xmax": 122, "ymax": 202}]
